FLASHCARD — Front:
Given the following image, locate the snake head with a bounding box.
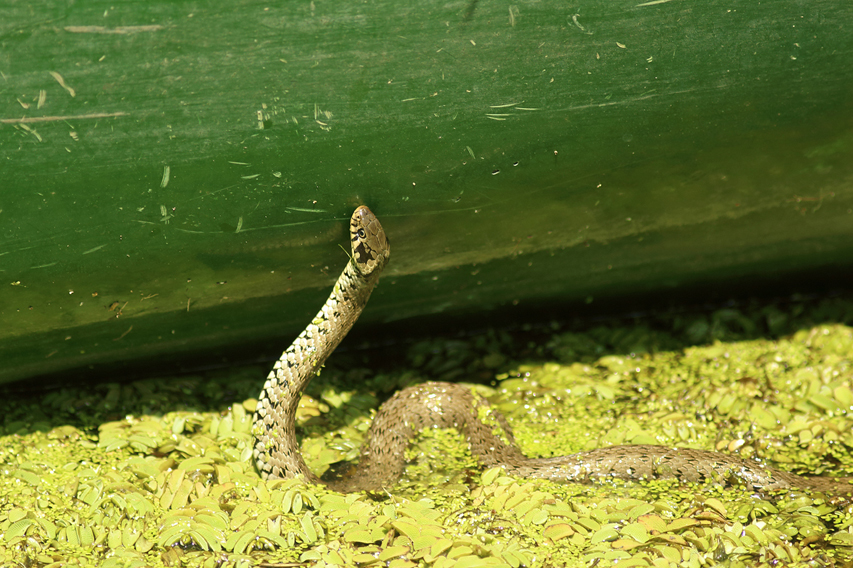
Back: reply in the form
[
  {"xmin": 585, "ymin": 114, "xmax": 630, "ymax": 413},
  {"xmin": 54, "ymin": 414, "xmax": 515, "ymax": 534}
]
[{"xmin": 350, "ymin": 205, "xmax": 390, "ymax": 276}]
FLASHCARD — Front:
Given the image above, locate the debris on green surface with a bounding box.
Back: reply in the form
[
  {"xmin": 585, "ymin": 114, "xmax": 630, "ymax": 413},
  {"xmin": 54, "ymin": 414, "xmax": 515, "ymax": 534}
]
[{"xmin": 1, "ymin": 297, "xmax": 853, "ymax": 566}]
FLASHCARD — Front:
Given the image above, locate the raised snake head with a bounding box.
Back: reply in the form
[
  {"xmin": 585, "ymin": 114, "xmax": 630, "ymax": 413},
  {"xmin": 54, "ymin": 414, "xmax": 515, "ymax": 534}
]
[{"xmin": 350, "ymin": 205, "xmax": 390, "ymax": 276}]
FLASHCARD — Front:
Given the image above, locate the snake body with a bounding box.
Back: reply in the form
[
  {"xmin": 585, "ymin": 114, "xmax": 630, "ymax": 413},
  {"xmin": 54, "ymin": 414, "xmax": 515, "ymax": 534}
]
[{"xmin": 253, "ymin": 206, "xmax": 852, "ymax": 495}]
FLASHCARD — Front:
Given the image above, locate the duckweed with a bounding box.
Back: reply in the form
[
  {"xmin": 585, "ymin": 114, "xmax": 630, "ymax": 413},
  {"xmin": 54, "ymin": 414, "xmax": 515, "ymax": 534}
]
[{"xmin": 1, "ymin": 299, "xmax": 853, "ymax": 566}]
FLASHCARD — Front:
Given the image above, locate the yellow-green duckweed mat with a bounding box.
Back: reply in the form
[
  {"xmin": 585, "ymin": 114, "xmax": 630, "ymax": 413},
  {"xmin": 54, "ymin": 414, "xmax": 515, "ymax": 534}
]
[{"xmin": 2, "ymin": 299, "xmax": 853, "ymax": 567}]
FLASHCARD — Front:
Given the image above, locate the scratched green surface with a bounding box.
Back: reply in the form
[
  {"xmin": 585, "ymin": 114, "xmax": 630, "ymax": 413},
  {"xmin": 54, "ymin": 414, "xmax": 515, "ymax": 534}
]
[{"xmin": 1, "ymin": 0, "xmax": 853, "ymax": 383}]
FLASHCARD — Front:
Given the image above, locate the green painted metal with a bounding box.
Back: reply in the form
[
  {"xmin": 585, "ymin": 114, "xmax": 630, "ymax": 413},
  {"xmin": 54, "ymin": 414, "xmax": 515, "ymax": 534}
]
[{"xmin": 2, "ymin": 1, "xmax": 852, "ymax": 383}]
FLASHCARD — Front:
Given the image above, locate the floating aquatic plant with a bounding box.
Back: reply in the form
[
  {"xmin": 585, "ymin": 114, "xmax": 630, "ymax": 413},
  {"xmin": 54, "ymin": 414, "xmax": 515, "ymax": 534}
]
[{"xmin": 1, "ymin": 302, "xmax": 852, "ymax": 566}]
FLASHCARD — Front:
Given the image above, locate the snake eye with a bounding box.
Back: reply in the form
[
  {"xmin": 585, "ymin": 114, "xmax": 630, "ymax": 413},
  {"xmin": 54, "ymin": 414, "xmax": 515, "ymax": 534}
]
[{"xmin": 357, "ymin": 228, "xmax": 366, "ymax": 239}]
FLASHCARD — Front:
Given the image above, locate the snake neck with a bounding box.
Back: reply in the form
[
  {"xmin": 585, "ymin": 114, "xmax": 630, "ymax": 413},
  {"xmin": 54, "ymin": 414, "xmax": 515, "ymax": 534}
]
[{"xmin": 253, "ymin": 259, "xmax": 380, "ymax": 481}]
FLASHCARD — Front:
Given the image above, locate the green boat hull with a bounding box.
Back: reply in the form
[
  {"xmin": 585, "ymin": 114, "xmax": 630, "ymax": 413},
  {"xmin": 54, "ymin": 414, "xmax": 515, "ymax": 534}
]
[{"xmin": 2, "ymin": 0, "xmax": 852, "ymax": 382}]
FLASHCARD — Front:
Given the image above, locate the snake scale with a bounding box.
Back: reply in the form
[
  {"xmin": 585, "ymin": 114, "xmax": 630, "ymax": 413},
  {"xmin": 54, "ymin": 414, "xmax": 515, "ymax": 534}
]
[{"xmin": 253, "ymin": 206, "xmax": 853, "ymax": 496}]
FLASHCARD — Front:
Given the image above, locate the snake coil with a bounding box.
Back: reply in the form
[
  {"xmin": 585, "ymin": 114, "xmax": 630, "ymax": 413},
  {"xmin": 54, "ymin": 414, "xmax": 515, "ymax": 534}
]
[{"xmin": 253, "ymin": 206, "xmax": 852, "ymax": 495}]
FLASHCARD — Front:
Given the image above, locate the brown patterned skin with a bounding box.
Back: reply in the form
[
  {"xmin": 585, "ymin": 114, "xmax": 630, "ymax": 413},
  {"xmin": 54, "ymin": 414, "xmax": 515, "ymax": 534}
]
[
  {"xmin": 335, "ymin": 381, "xmax": 853, "ymax": 495},
  {"xmin": 253, "ymin": 205, "xmax": 389, "ymax": 483},
  {"xmin": 253, "ymin": 206, "xmax": 853, "ymax": 496}
]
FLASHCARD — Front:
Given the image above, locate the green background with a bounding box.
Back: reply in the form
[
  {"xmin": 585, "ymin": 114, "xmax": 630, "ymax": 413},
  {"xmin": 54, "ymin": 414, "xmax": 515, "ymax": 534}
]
[{"xmin": 2, "ymin": 0, "xmax": 852, "ymax": 383}]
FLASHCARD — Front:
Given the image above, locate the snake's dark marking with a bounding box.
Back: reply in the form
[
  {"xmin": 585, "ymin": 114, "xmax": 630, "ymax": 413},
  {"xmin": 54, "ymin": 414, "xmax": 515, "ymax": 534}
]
[{"xmin": 253, "ymin": 206, "xmax": 853, "ymax": 495}]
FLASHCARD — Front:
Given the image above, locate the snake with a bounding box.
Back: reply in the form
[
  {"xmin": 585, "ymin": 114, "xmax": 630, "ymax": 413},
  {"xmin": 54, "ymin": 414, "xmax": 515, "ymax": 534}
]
[{"xmin": 252, "ymin": 205, "xmax": 853, "ymax": 496}]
